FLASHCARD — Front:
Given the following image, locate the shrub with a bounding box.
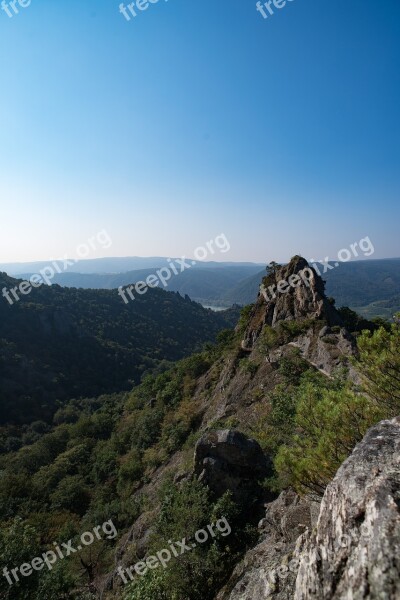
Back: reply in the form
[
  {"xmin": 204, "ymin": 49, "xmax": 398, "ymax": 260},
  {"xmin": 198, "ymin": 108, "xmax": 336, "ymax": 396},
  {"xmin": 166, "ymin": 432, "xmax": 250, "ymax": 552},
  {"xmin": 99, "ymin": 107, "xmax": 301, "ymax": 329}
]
[
  {"xmin": 117, "ymin": 448, "xmax": 144, "ymax": 495},
  {"xmin": 356, "ymin": 316, "xmax": 400, "ymax": 415},
  {"xmin": 264, "ymin": 320, "xmax": 400, "ymax": 497},
  {"xmin": 278, "ymin": 351, "xmax": 310, "ymax": 385},
  {"xmin": 124, "ymin": 569, "xmax": 170, "ymax": 600},
  {"xmin": 237, "ymin": 305, "xmax": 254, "ymax": 334},
  {"xmin": 277, "ymin": 318, "xmax": 314, "ymax": 341},
  {"xmin": 239, "ymin": 358, "xmax": 259, "ymax": 376},
  {"xmin": 274, "ymin": 385, "xmax": 383, "ymax": 496},
  {"xmin": 159, "ymin": 399, "xmax": 200, "ymax": 454},
  {"xmin": 125, "ymin": 480, "xmax": 248, "ymax": 600}
]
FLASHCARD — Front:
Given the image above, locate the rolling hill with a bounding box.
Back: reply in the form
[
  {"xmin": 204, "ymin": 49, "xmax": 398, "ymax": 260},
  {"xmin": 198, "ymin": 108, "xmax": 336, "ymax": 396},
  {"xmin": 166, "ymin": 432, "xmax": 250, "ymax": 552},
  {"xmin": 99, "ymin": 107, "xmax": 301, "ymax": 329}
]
[
  {"xmin": 0, "ymin": 272, "xmax": 238, "ymax": 425},
  {"xmin": 3, "ymin": 257, "xmax": 400, "ymax": 318}
]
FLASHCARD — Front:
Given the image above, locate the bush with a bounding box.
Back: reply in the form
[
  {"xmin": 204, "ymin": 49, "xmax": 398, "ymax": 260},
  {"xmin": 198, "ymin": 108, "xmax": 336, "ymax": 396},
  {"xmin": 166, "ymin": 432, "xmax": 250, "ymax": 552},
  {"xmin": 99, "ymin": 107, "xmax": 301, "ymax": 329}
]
[
  {"xmin": 124, "ymin": 569, "xmax": 170, "ymax": 600},
  {"xmin": 117, "ymin": 448, "xmax": 144, "ymax": 496},
  {"xmin": 278, "ymin": 351, "xmax": 310, "ymax": 385},
  {"xmin": 239, "ymin": 358, "xmax": 259, "ymax": 376},
  {"xmin": 274, "ymin": 385, "xmax": 383, "ymax": 496},
  {"xmin": 125, "ymin": 480, "xmax": 248, "ymax": 600},
  {"xmin": 237, "ymin": 305, "xmax": 254, "ymax": 334},
  {"xmin": 356, "ymin": 316, "xmax": 400, "ymax": 415},
  {"xmin": 262, "ymin": 320, "xmax": 400, "ymax": 497},
  {"xmin": 277, "ymin": 318, "xmax": 314, "ymax": 340}
]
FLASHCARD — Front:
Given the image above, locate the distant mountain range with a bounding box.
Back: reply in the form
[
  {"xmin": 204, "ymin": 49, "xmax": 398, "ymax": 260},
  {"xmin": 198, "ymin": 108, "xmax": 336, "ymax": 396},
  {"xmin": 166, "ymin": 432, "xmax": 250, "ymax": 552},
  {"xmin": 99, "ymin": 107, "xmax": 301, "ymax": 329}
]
[
  {"xmin": 2, "ymin": 257, "xmax": 400, "ymax": 318},
  {"xmin": 1, "ymin": 257, "xmax": 262, "ymax": 276},
  {"xmin": 15, "ymin": 265, "xmax": 261, "ymax": 306},
  {"xmin": 220, "ymin": 258, "xmax": 400, "ymax": 319}
]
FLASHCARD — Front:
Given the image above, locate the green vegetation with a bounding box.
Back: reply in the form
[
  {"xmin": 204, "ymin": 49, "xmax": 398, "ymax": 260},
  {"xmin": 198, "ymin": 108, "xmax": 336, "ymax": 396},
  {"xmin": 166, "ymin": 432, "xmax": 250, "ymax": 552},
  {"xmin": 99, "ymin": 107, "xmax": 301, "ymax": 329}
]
[
  {"xmin": 355, "ymin": 294, "xmax": 400, "ymax": 320},
  {"xmin": 0, "ymin": 518, "xmax": 79, "ymax": 600},
  {"xmin": 262, "ymin": 317, "xmax": 400, "ymax": 496},
  {"xmin": 356, "ymin": 317, "xmax": 400, "ymax": 413},
  {"xmin": 239, "ymin": 357, "xmax": 259, "ymax": 376},
  {"xmin": 251, "ymin": 351, "xmax": 331, "ymax": 456},
  {"xmin": 0, "ymin": 333, "xmax": 236, "ymax": 599},
  {"xmin": 236, "ymin": 304, "xmax": 254, "ymax": 335},
  {"xmin": 274, "ymin": 384, "xmax": 382, "ymax": 495},
  {"xmin": 0, "ymin": 272, "xmax": 236, "ymax": 427},
  {"xmin": 324, "ymin": 259, "xmax": 400, "ymax": 309},
  {"xmin": 124, "ymin": 481, "xmax": 256, "ymax": 600},
  {"xmin": 336, "ymin": 306, "xmax": 386, "ymax": 334},
  {"xmin": 26, "ymin": 264, "xmax": 262, "ymax": 309},
  {"xmin": 1, "ymin": 261, "xmax": 399, "ymax": 599},
  {"xmin": 257, "ymin": 321, "xmax": 316, "ymax": 362}
]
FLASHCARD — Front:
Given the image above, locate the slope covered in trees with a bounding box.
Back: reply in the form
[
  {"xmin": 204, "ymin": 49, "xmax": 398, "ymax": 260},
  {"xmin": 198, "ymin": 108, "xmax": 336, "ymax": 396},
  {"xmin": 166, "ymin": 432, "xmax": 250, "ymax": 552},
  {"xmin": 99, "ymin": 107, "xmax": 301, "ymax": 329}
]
[
  {"xmin": 7, "ymin": 258, "xmax": 400, "ymax": 317},
  {"xmin": 0, "ymin": 272, "xmax": 238, "ymax": 426},
  {"xmin": 0, "ymin": 259, "xmax": 399, "ymax": 600}
]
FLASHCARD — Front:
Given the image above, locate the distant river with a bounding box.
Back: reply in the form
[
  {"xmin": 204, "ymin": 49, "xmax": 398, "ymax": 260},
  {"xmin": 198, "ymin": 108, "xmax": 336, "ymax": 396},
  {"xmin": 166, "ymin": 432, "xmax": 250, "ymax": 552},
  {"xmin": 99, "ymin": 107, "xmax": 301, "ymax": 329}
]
[{"xmin": 202, "ymin": 305, "xmax": 229, "ymax": 312}]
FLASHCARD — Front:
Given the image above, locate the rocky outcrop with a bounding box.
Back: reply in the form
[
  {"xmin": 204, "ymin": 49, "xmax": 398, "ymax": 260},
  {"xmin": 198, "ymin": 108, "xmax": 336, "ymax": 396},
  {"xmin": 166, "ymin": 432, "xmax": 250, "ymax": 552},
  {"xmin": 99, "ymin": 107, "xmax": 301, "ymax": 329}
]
[
  {"xmin": 194, "ymin": 429, "xmax": 271, "ymax": 502},
  {"xmin": 295, "ymin": 416, "xmax": 400, "ymax": 599},
  {"xmin": 216, "ymin": 489, "xmax": 320, "ymax": 600},
  {"xmin": 240, "ymin": 256, "xmax": 358, "ymax": 378},
  {"xmin": 265, "ymin": 256, "xmax": 343, "ymax": 328},
  {"xmin": 215, "ymin": 418, "xmax": 400, "ymax": 600},
  {"xmin": 241, "ymin": 256, "xmax": 344, "ymax": 352},
  {"xmin": 288, "ymin": 326, "xmax": 358, "ymax": 379}
]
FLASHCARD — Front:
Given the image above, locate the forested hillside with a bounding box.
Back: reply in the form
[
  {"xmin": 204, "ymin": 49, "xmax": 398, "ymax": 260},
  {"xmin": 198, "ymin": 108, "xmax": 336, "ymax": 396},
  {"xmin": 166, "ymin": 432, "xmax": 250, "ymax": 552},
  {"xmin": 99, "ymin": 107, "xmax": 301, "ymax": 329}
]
[
  {"xmin": 12, "ymin": 258, "xmax": 400, "ymax": 318},
  {"xmin": 17, "ymin": 265, "xmax": 262, "ymax": 308},
  {"xmin": 0, "ymin": 258, "xmax": 398, "ymax": 600},
  {"xmin": 0, "ymin": 272, "xmax": 238, "ymax": 426}
]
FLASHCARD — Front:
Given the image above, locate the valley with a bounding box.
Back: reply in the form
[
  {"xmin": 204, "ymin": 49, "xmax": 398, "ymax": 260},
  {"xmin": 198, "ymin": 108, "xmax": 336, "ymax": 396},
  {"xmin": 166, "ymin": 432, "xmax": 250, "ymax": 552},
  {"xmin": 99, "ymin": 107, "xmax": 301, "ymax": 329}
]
[
  {"xmin": 1, "ymin": 257, "xmax": 399, "ymax": 599},
  {"xmin": 3, "ymin": 257, "xmax": 400, "ymax": 319}
]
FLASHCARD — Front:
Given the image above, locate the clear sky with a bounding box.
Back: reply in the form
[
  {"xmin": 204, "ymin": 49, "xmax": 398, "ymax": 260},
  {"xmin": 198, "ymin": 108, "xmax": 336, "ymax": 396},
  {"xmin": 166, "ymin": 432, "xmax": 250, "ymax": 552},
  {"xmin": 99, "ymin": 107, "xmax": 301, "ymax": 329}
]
[{"xmin": 0, "ymin": 0, "xmax": 399, "ymax": 264}]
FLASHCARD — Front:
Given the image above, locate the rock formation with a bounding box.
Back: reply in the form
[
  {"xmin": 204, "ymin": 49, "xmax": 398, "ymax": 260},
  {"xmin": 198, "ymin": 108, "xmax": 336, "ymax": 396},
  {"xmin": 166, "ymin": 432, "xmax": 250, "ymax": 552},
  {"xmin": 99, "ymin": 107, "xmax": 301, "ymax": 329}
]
[
  {"xmin": 215, "ymin": 417, "xmax": 400, "ymax": 600},
  {"xmin": 241, "ymin": 256, "xmax": 357, "ymax": 378},
  {"xmin": 216, "ymin": 489, "xmax": 320, "ymax": 600},
  {"xmin": 194, "ymin": 429, "xmax": 271, "ymax": 502},
  {"xmin": 295, "ymin": 416, "xmax": 400, "ymax": 599}
]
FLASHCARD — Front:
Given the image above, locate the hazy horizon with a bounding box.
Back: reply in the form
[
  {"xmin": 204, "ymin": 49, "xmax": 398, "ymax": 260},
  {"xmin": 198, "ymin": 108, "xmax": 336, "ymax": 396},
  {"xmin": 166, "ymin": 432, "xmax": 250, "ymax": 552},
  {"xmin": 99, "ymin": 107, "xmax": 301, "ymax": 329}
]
[{"xmin": 2, "ymin": 253, "xmax": 399, "ymax": 278}]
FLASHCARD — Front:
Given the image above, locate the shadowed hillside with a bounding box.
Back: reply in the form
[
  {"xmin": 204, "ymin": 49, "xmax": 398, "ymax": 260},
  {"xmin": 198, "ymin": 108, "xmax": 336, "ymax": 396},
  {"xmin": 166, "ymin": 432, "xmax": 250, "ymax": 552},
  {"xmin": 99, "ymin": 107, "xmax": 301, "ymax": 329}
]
[{"xmin": 0, "ymin": 272, "xmax": 239, "ymax": 425}]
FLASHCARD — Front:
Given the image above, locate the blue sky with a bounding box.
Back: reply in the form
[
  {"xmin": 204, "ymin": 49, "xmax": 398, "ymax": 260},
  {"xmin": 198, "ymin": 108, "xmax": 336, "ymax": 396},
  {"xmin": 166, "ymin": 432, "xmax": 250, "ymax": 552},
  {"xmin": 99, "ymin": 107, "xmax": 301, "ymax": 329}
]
[{"xmin": 0, "ymin": 0, "xmax": 399, "ymax": 263}]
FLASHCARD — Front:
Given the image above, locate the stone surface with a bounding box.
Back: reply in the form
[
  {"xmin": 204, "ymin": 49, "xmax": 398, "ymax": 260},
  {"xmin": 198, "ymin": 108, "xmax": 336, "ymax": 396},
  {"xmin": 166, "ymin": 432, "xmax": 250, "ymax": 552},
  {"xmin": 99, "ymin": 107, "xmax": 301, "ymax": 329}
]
[
  {"xmin": 289, "ymin": 327, "xmax": 358, "ymax": 379},
  {"xmin": 215, "ymin": 418, "xmax": 400, "ymax": 600},
  {"xmin": 216, "ymin": 489, "xmax": 320, "ymax": 600},
  {"xmin": 241, "ymin": 256, "xmax": 344, "ymax": 352},
  {"xmin": 295, "ymin": 416, "xmax": 400, "ymax": 599},
  {"xmin": 194, "ymin": 429, "xmax": 271, "ymax": 501},
  {"xmin": 240, "ymin": 256, "xmax": 358, "ymax": 378}
]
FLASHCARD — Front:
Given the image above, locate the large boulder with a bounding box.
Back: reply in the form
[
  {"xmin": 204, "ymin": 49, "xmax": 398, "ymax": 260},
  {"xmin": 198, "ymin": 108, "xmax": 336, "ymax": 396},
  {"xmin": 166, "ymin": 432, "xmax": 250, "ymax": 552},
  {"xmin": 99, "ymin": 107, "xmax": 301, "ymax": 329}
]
[
  {"xmin": 194, "ymin": 429, "xmax": 271, "ymax": 502},
  {"xmin": 295, "ymin": 416, "xmax": 400, "ymax": 599},
  {"xmin": 214, "ymin": 417, "xmax": 400, "ymax": 600}
]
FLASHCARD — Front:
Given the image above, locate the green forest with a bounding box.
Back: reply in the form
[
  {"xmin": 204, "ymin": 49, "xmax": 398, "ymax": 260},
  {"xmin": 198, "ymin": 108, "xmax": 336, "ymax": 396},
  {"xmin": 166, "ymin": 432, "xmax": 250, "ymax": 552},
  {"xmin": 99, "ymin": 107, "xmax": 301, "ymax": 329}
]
[
  {"xmin": 0, "ymin": 295, "xmax": 399, "ymax": 599},
  {"xmin": 0, "ymin": 272, "xmax": 238, "ymax": 427}
]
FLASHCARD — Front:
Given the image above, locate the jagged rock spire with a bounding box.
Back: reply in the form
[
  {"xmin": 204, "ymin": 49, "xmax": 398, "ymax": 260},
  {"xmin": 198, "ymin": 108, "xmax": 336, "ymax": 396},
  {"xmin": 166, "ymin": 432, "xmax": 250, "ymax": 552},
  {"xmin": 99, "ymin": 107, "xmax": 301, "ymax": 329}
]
[{"xmin": 241, "ymin": 256, "xmax": 343, "ymax": 352}]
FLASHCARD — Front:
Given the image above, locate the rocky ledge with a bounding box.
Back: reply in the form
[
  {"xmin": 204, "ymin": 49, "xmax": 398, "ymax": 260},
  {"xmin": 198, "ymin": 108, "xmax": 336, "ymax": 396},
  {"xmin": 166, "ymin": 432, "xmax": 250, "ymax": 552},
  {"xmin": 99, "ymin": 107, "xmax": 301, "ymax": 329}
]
[{"xmin": 215, "ymin": 417, "xmax": 400, "ymax": 600}]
